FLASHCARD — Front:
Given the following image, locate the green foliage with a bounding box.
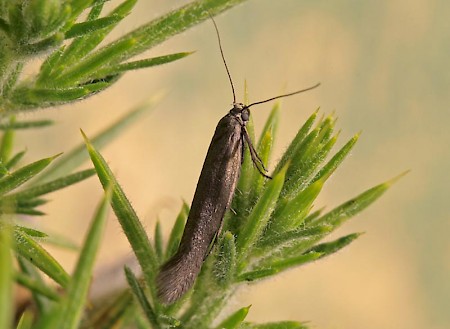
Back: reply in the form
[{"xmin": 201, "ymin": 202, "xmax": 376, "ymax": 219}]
[
  {"xmin": 0, "ymin": 1, "xmax": 404, "ymax": 328},
  {"xmin": 0, "ymin": 0, "xmax": 247, "ymax": 111}
]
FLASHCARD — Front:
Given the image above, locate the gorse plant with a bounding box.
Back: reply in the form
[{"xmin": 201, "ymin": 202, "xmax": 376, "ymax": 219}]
[{"xmin": 0, "ymin": 0, "xmax": 403, "ymax": 328}]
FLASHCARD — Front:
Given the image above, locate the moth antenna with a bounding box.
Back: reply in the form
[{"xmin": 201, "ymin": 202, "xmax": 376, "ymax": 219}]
[
  {"xmin": 247, "ymin": 82, "xmax": 321, "ymax": 108},
  {"xmin": 208, "ymin": 13, "xmax": 236, "ymax": 103}
]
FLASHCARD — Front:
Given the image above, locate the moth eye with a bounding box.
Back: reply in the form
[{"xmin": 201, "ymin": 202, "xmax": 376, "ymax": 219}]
[{"xmin": 241, "ymin": 109, "xmax": 250, "ymax": 121}]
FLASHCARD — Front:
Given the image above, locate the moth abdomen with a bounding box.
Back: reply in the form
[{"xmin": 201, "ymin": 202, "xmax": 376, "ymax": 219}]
[{"xmin": 156, "ymin": 246, "xmax": 203, "ymax": 304}]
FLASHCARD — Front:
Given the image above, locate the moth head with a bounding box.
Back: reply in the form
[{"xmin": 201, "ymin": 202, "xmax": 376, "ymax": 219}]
[{"xmin": 230, "ymin": 103, "xmax": 250, "ymax": 123}]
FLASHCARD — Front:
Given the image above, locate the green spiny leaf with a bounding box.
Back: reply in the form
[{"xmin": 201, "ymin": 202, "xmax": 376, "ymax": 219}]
[
  {"xmin": 255, "ymin": 224, "xmax": 332, "ymax": 258},
  {"xmin": 19, "ymin": 32, "xmax": 64, "ymax": 57},
  {"xmin": 273, "ymin": 109, "xmax": 319, "ymax": 175},
  {"xmin": 214, "ymin": 231, "xmax": 236, "ymax": 287},
  {"xmin": 69, "ymin": 0, "xmax": 249, "ymax": 73},
  {"xmin": 4, "ymin": 168, "xmax": 95, "ymax": 201},
  {"xmin": 283, "ymin": 127, "xmax": 319, "ymax": 190},
  {"xmin": 313, "ymin": 172, "xmax": 408, "ymax": 228},
  {"xmin": 40, "ymin": 0, "xmax": 137, "ymax": 84},
  {"xmin": 269, "ymin": 177, "xmax": 325, "ymax": 234},
  {"xmin": 82, "ymin": 130, "xmax": 159, "ymax": 308},
  {"xmin": 0, "ymin": 153, "xmax": 60, "ymax": 196},
  {"xmin": 165, "ymin": 201, "xmax": 189, "ymax": 260},
  {"xmin": 13, "ymin": 229, "xmax": 70, "ymax": 287},
  {"xmin": 154, "ymin": 220, "xmax": 164, "ymax": 263},
  {"xmin": 65, "ymin": 15, "xmax": 124, "ymax": 39},
  {"xmin": 10, "ymin": 82, "xmax": 109, "ymax": 109},
  {"xmin": 93, "ymin": 52, "xmax": 193, "ymax": 78},
  {"xmin": 251, "ymin": 103, "xmax": 279, "ymax": 199},
  {"xmin": 54, "ymin": 38, "xmax": 136, "ymax": 85},
  {"xmin": 68, "ymin": 0, "xmax": 96, "ymax": 23},
  {"xmin": 236, "ymin": 164, "xmax": 287, "ymax": 270},
  {"xmin": 231, "ymin": 115, "xmax": 256, "ymax": 228},
  {"xmin": 307, "ymin": 232, "xmax": 363, "ymax": 259},
  {"xmin": 238, "ymin": 252, "xmax": 322, "ymax": 282},
  {"xmin": 311, "ymin": 133, "xmax": 359, "ymax": 183}
]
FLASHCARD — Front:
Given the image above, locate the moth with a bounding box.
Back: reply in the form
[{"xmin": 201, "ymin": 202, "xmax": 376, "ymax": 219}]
[{"xmin": 157, "ymin": 16, "xmax": 319, "ymax": 304}]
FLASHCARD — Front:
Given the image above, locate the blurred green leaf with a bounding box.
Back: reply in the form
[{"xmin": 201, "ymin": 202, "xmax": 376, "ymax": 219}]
[
  {"xmin": 242, "ymin": 321, "xmax": 308, "ymax": 329},
  {"xmin": 15, "ymin": 226, "xmax": 48, "ymax": 239},
  {"xmin": 85, "ymin": 290, "xmax": 134, "ymax": 329},
  {"xmin": 215, "ymin": 305, "xmax": 250, "ymax": 329},
  {"xmin": 0, "ymin": 115, "xmax": 15, "ymax": 162},
  {"xmin": 0, "ymin": 223, "xmax": 13, "ymax": 329},
  {"xmin": 15, "ymin": 208, "xmax": 46, "ymax": 216},
  {"xmin": 15, "ymin": 197, "xmax": 48, "ymax": 209},
  {"xmin": 1, "ymin": 62, "xmax": 23, "ymax": 97},
  {"xmin": 36, "ymin": 99, "xmax": 158, "ymax": 183},
  {"xmin": 55, "ymin": 188, "xmax": 111, "ymax": 329},
  {"xmin": 5, "ymin": 150, "xmax": 26, "ymax": 171},
  {"xmin": 16, "ymin": 311, "xmax": 33, "ymax": 329},
  {"xmin": 0, "ymin": 119, "xmax": 53, "ymax": 130},
  {"xmin": 14, "ymin": 271, "xmax": 60, "ymax": 301},
  {"xmin": 124, "ymin": 266, "xmax": 159, "ymax": 329},
  {"xmin": 17, "ymin": 257, "xmax": 50, "ymax": 313}
]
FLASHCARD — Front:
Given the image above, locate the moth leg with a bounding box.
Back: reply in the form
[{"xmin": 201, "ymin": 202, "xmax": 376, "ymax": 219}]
[
  {"xmin": 242, "ymin": 128, "xmax": 272, "ymax": 179},
  {"xmin": 204, "ymin": 213, "xmax": 227, "ymax": 260},
  {"xmin": 204, "ymin": 233, "xmax": 217, "ymax": 260},
  {"xmin": 242, "ymin": 128, "xmax": 268, "ymax": 171},
  {"xmin": 240, "ymin": 132, "xmax": 245, "ymax": 164}
]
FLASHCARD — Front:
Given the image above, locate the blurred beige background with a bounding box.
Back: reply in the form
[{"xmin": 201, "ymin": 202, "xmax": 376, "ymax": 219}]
[{"xmin": 17, "ymin": 1, "xmax": 450, "ymax": 328}]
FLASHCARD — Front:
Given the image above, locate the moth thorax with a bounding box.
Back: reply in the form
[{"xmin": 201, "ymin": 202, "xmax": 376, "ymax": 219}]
[{"xmin": 230, "ymin": 103, "xmax": 250, "ymax": 123}]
